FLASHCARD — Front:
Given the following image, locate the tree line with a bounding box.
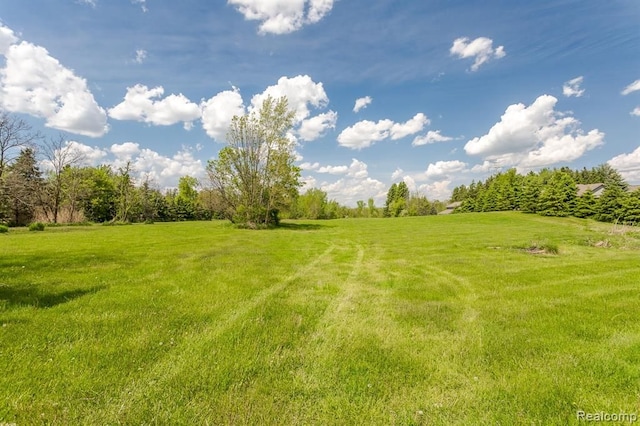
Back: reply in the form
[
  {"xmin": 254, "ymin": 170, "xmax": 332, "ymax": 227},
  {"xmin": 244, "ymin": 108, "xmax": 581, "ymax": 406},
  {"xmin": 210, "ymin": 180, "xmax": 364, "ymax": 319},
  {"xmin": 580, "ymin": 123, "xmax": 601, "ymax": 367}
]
[
  {"xmin": 0, "ymin": 146, "xmax": 396, "ymax": 226},
  {"xmin": 450, "ymin": 165, "xmax": 640, "ymax": 224},
  {"xmin": 0, "ymin": 105, "xmax": 392, "ymax": 227}
]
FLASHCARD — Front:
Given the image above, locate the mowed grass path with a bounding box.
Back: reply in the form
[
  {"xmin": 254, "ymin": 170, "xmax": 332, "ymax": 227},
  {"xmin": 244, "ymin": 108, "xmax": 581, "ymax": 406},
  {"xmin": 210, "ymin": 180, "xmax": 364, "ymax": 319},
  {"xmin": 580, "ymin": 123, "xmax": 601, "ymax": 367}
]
[{"xmin": 1, "ymin": 213, "xmax": 639, "ymax": 424}]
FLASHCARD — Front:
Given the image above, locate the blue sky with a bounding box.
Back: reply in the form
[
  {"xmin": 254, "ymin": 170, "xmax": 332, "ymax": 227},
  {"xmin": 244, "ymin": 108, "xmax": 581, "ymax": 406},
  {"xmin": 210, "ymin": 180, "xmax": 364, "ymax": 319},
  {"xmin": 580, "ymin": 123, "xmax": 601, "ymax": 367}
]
[{"xmin": 1, "ymin": 0, "xmax": 639, "ymax": 204}]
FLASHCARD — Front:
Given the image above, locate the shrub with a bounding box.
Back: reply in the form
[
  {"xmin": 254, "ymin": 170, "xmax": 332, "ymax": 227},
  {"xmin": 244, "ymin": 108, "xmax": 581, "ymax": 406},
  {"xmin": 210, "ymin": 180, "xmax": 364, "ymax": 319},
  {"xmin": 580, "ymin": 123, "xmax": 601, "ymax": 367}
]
[
  {"xmin": 28, "ymin": 222, "xmax": 45, "ymax": 232},
  {"xmin": 0, "ymin": 224, "xmax": 8, "ymax": 234}
]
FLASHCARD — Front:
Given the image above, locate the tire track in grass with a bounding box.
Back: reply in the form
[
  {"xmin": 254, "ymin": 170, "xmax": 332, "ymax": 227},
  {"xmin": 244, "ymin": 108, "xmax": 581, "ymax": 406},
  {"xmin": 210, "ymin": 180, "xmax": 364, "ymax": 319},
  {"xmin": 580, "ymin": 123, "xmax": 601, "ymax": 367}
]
[
  {"xmin": 291, "ymin": 243, "xmax": 405, "ymax": 398},
  {"xmin": 419, "ymin": 263, "xmax": 478, "ymax": 321},
  {"xmin": 106, "ymin": 244, "xmax": 337, "ymax": 421}
]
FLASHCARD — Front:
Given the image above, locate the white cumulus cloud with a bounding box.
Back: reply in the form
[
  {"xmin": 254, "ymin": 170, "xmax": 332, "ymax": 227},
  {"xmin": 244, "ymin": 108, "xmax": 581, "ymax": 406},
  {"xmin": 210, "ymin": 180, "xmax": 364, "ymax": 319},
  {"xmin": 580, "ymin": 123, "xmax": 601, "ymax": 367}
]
[
  {"xmin": 337, "ymin": 119, "xmax": 394, "ymax": 149},
  {"xmin": 66, "ymin": 141, "xmax": 108, "ymax": 165},
  {"xmin": 563, "ymin": 76, "xmax": 585, "ymax": 97},
  {"xmin": 111, "ymin": 142, "xmax": 141, "ymax": 160},
  {"xmin": 412, "ymin": 130, "xmax": 454, "ymax": 146},
  {"xmin": 229, "ymin": 0, "xmax": 334, "ymax": 35},
  {"xmin": 200, "ymin": 88, "xmax": 246, "ymax": 141},
  {"xmin": 299, "ymin": 161, "xmax": 320, "ymax": 171},
  {"xmin": 337, "ymin": 113, "xmax": 428, "ymax": 149},
  {"xmin": 251, "ymin": 75, "xmax": 328, "ymax": 123},
  {"xmin": 353, "ymin": 96, "xmax": 372, "ymax": 113},
  {"xmin": 391, "ymin": 168, "xmax": 404, "ymax": 181},
  {"xmin": 0, "ymin": 24, "xmax": 18, "ymax": 55},
  {"xmin": 390, "ymin": 113, "xmax": 430, "ymax": 140},
  {"xmin": 0, "ymin": 27, "xmax": 108, "ymax": 137},
  {"xmin": 621, "ymin": 79, "xmax": 640, "ymax": 96},
  {"xmin": 108, "ymin": 84, "xmax": 201, "ymax": 129},
  {"xmin": 66, "ymin": 141, "xmax": 205, "ymax": 188},
  {"xmin": 464, "ymin": 95, "xmax": 604, "ymax": 169},
  {"xmin": 608, "ymin": 146, "xmax": 640, "ymax": 184},
  {"xmin": 317, "ymin": 164, "xmax": 348, "ymax": 174},
  {"xmin": 321, "ymin": 177, "xmax": 386, "ymax": 206},
  {"xmin": 314, "ymin": 158, "xmax": 368, "ymax": 179},
  {"xmin": 418, "ymin": 180, "xmax": 452, "ymax": 201},
  {"xmin": 298, "ymin": 110, "xmax": 337, "ymax": 141},
  {"xmin": 632, "ymin": 107, "xmax": 640, "ymax": 117},
  {"xmin": 424, "ymin": 160, "xmax": 467, "ymax": 179},
  {"xmin": 450, "ymin": 36, "xmax": 506, "ymax": 71}
]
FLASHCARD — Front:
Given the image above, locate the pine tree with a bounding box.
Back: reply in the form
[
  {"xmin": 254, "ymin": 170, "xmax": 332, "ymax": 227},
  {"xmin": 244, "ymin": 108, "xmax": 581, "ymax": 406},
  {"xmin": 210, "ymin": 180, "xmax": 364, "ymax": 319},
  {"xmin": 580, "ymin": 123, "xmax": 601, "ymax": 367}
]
[
  {"xmin": 538, "ymin": 171, "xmax": 577, "ymax": 217},
  {"xmin": 596, "ymin": 186, "xmax": 627, "ymax": 223},
  {"xmin": 520, "ymin": 172, "xmax": 541, "ymax": 213},
  {"xmin": 620, "ymin": 190, "xmax": 640, "ymax": 225},
  {"xmin": 2, "ymin": 148, "xmax": 43, "ymax": 226},
  {"xmin": 574, "ymin": 191, "xmax": 597, "ymax": 218}
]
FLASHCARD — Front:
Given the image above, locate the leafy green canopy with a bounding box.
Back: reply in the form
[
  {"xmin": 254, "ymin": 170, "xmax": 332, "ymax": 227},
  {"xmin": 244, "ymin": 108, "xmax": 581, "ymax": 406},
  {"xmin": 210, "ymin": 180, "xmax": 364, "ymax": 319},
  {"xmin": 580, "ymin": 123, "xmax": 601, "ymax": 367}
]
[{"xmin": 206, "ymin": 96, "xmax": 301, "ymax": 226}]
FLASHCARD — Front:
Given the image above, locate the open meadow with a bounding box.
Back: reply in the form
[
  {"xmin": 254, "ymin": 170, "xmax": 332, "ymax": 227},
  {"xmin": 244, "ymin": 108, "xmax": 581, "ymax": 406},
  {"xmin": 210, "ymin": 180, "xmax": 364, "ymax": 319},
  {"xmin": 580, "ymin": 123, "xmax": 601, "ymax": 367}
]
[{"xmin": 1, "ymin": 213, "xmax": 639, "ymax": 425}]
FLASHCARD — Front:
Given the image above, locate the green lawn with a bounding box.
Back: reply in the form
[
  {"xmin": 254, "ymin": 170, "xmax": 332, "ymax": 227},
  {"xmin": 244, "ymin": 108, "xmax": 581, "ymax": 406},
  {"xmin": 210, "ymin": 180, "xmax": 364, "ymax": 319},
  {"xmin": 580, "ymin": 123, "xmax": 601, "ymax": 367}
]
[{"xmin": 1, "ymin": 213, "xmax": 639, "ymax": 425}]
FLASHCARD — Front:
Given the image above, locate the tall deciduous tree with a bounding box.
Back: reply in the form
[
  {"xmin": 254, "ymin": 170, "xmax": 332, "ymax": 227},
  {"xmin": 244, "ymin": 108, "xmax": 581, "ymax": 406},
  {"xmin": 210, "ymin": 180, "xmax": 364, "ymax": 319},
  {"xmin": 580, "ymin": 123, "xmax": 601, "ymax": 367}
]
[
  {"xmin": 81, "ymin": 166, "xmax": 116, "ymax": 223},
  {"xmin": 114, "ymin": 162, "xmax": 136, "ymax": 222},
  {"xmin": 206, "ymin": 96, "xmax": 300, "ymax": 226},
  {"xmin": 41, "ymin": 135, "xmax": 86, "ymax": 223}
]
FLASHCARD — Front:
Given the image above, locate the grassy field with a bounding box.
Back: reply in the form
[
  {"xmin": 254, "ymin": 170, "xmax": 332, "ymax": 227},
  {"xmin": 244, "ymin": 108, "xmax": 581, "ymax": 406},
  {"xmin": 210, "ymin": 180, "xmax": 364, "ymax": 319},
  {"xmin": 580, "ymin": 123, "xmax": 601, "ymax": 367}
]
[{"xmin": 1, "ymin": 213, "xmax": 639, "ymax": 425}]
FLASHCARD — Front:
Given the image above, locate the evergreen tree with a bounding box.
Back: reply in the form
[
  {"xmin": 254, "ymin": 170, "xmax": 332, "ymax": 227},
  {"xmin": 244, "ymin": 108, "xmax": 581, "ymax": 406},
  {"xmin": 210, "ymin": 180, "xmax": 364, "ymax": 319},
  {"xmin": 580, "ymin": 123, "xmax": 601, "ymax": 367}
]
[
  {"xmin": 521, "ymin": 172, "xmax": 542, "ymax": 213},
  {"xmin": 596, "ymin": 185, "xmax": 628, "ymax": 223},
  {"xmin": 384, "ymin": 183, "xmax": 397, "ymax": 217},
  {"xmin": 2, "ymin": 148, "xmax": 43, "ymax": 226},
  {"xmin": 574, "ymin": 191, "xmax": 597, "ymax": 218},
  {"xmin": 384, "ymin": 182, "xmax": 410, "ymax": 217},
  {"xmin": 538, "ymin": 171, "xmax": 577, "ymax": 217},
  {"xmin": 620, "ymin": 189, "xmax": 640, "ymax": 225}
]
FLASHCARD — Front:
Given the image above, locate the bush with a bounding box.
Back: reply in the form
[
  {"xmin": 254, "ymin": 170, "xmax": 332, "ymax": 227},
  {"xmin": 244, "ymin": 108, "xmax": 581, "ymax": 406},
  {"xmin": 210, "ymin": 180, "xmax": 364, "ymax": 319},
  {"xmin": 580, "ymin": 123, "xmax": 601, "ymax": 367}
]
[
  {"xmin": 0, "ymin": 224, "xmax": 8, "ymax": 234},
  {"xmin": 28, "ymin": 222, "xmax": 45, "ymax": 232}
]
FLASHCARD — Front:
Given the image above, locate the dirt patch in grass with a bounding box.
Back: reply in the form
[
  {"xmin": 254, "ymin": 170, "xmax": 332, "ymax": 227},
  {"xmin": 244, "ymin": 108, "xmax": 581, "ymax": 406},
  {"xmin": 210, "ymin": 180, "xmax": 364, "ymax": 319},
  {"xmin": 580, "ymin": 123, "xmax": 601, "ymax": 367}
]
[{"xmin": 519, "ymin": 241, "xmax": 559, "ymax": 255}]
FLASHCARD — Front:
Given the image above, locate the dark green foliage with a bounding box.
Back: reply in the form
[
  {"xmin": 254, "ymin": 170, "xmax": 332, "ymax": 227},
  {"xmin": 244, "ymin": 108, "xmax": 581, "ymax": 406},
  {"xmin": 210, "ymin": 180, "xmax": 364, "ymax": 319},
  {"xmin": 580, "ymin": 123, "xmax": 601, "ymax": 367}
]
[
  {"xmin": 28, "ymin": 222, "xmax": 45, "ymax": 231},
  {"xmin": 574, "ymin": 191, "xmax": 597, "ymax": 218},
  {"xmin": 538, "ymin": 171, "xmax": 577, "ymax": 217},
  {"xmin": 384, "ymin": 181, "xmax": 411, "ymax": 217},
  {"xmin": 520, "ymin": 172, "xmax": 542, "ymax": 213},
  {"xmin": 620, "ymin": 190, "xmax": 640, "ymax": 224},
  {"xmin": 383, "ymin": 181, "xmax": 439, "ymax": 217},
  {"xmin": 2, "ymin": 148, "xmax": 43, "ymax": 226},
  {"xmin": 596, "ymin": 185, "xmax": 627, "ymax": 223},
  {"xmin": 407, "ymin": 194, "xmax": 433, "ymax": 216},
  {"xmin": 0, "ymin": 224, "xmax": 8, "ymax": 233},
  {"xmin": 451, "ymin": 164, "xmax": 634, "ymax": 224}
]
